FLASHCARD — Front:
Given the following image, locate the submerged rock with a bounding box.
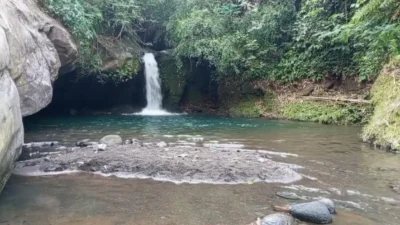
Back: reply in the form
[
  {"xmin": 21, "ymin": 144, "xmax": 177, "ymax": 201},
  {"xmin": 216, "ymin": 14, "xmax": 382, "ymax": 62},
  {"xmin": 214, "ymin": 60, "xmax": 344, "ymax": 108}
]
[
  {"xmin": 124, "ymin": 139, "xmax": 133, "ymax": 145},
  {"xmin": 332, "ymin": 199, "xmax": 365, "ymax": 211},
  {"xmin": 76, "ymin": 139, "xmax": 91, "ymax": 147},
  {"xmin": 24, "ymin": 141, "xmax": 59, "ymax": 148},
  {"xmin": 275, "ymin": 199, "xmax": 335, "ymax": 224},
  {"xmin": 44, "ymin": 166, "xmax": 63, "ymax": 172},
  {"xmin": 389, "ymin": 182, "xmax": 400, "ymax": 194},
  {"xmin": 276, "ymin": 192, "xmax": 306, "ymax": 200},
  {"xmin": 156, "ymin": 141, "xmax": 168, "ymax": 147},
  {"xmin": 100, "ymin": 135, "xmax": 123, "ymax": 146}
]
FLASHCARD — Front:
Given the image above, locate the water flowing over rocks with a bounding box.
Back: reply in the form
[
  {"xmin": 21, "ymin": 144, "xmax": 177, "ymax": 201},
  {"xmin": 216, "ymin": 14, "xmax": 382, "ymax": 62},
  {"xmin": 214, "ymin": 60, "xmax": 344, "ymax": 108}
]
[{"xmin": 15, "ymin": 143, "xmax": 303, "ymax": 184}]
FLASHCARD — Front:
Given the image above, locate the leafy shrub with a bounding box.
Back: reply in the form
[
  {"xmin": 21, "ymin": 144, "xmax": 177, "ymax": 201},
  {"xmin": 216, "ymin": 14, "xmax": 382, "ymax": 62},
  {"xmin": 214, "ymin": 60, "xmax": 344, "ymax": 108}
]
[{"xmin": 282, "ymin": 101, "xmax": 372, "ymax": 125}]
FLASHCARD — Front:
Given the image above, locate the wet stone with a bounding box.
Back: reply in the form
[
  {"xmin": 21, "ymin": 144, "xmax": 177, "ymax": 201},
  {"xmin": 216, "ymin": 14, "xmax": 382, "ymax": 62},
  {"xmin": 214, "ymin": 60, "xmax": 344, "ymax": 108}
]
[
  {"xmin": 289, "ymin": 199, "xmax": 335, "ymax": 224},
  {"xmin": 258, "ymin": 213, "xmax": 296, "ymax": 225},
  {"xmin": 276, "ymin": 191, "xmax": 305, "ymax": 200},
  {"xmin": 76, "ymin": 139, "xmax": 91, "ymax": 147},
  {"xmin": 44, "ymin": 166, "xmax": 63, "ymax": 172},
  {"xmin": 124, "ymin": 139, "xmax": 133, "ymax": 145}
]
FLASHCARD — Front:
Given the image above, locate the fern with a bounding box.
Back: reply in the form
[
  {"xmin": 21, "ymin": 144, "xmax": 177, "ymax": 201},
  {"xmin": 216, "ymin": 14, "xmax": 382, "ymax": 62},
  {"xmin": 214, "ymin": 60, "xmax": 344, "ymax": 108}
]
[{"xmin": 352, "ymin": 0, "xmax": 400, "ymax": 23}]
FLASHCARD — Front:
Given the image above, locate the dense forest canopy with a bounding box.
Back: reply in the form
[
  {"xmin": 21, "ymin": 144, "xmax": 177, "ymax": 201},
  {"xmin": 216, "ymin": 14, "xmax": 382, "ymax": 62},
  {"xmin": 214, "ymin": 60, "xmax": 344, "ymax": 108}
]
[{"xmin": 43, "ymin": 0, "xmax": 400, "ymax": 82}]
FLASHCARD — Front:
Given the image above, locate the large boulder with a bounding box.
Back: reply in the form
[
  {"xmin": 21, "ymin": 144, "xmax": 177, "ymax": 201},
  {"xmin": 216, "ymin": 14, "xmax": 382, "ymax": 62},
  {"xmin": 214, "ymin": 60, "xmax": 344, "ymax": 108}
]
[
  {"xmin": 0, "ymin": 71, "xmax": 23, "ymax": 192},
  {"xmin": 1, "ymin": 0, "xmax": 77, "ymax": 116},
  {"xmin": 0, "ymin": 0, "xmax": 77, "ymax": 192}
]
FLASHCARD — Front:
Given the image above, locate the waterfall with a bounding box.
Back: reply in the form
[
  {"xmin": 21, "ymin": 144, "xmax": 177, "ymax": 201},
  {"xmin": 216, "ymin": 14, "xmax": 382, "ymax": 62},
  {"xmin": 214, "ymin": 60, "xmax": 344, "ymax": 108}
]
[{"xmin": 139, "ymin": 53, "xmax": 171, "ymax": 115}]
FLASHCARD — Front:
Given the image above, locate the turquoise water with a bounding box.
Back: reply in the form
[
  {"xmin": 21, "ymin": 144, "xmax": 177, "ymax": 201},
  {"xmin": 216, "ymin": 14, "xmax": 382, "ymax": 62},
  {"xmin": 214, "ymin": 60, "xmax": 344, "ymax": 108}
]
[
  {"xmin": 6, "ymin": 114, "xmax": 399, "ymax": 225},
  {"xmin": 24, "ymin": 114, "xmax": 360, "ymax": 149}
]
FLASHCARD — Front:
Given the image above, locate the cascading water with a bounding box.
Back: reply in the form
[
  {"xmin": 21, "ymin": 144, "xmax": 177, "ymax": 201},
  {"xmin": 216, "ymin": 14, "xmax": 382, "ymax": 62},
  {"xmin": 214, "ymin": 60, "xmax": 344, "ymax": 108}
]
[{"xmin": 139, "ymin": 53, "xmax": 171, "ymax": 115}]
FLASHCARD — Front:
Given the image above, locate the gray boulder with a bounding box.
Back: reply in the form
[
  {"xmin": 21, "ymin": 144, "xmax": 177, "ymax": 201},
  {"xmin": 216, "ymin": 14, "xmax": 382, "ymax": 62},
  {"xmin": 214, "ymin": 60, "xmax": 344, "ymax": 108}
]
[
  {"xmin": 0, "ymin": 70, "xmax": 24, "ymax": 192},
  {"xmin": 0, "ymin": 0, "xmax": 77, "ymax": 193},
  {"xmin": 1, "ymin": 0, "xmax": 77, "ymax": 116},
  {"xmin": 100, "ymin": 135, "xmax": 123, "ymax": 146},
  {"xmin": 289, "ymin": 199, "xmax": 335, "ymax": 224}
]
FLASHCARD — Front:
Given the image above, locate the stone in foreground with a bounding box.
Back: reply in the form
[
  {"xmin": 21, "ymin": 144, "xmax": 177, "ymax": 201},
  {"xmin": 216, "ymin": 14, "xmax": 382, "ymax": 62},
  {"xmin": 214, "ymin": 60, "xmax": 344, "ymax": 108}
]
[
  {"xmin": 246, "ymin": 213, "xmax": 296, "ymax": 225},
  {"xmin": 275, "ymin": 198, "xmax": 335, "ymax": 224},
  {"xmin": 99, "ymin": 135, "xmax": 123, "ymax": 146}
]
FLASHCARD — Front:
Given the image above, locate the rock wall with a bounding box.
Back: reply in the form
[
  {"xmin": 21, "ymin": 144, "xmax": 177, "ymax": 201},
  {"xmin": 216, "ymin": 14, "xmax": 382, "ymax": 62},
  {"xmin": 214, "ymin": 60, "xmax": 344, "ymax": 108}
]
[
  {"xmin": 0, "ymin": 25, "xmax": 23, "ymax": 192},
  {"xmin": 0, "ymin": 73, "xmax": 23, "ymax": 192},
  {"xmin": 1, "ymin": 0, "xmax": 77, "ymax": 116},
  {"xmin": 158, "ymin": 55, "xmax": 187, "ymax": 110},
  {"xmin": 0, "ymin": 0, "xmax": 77, "ymax": 192}
]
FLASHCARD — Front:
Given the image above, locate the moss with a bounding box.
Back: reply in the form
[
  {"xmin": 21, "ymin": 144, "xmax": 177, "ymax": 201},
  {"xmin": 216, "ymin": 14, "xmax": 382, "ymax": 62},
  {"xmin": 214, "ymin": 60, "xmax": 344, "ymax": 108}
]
[
  {"xmin": 282, "ymin": 101, "xmax": 372, "ymax": 125},
  {"xmin": 362, "ymin": 57, "xmax": 400, "ymax": 151},
  {"xmin": 228, "ymin": 92, "xmax": 278, "ymax": 118},
  {"xmin": 159, "ymin": 56, "xmax": 187, "ymax": 106},
  {"xmin": 228, "ymin": 97, "xmax": 261, "ymax": 117}
]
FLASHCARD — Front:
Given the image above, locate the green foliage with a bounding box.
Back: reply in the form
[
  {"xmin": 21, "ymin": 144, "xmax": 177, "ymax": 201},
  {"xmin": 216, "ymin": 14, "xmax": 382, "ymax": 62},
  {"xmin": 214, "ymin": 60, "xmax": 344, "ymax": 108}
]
[
  {"xmin": 351, "ymin": 0, "xmax": 400, "ymax": 23},
  {"xmin": 282, "ymin": 102, "xmax": 372, "ymax": 125},
  {"xmin": 42, "ymin": 0, "xmax": 163, "ymax": 79},
  {"xmin": 342, "ymin": 0, "xmax": 400, "ymax": 81},
  {"xmin": 43, "ymin": 0, "xmax": 400, "ymax": 83},
  {"xmin": 271, "ymin": 0, "xmax": 357, "ymax": 82},
  {"xmin": 228, "ymin": 93, "xmax": 278, "ymax": 118},
  {"xmin": 106, "ymin": 58, "xmax": 141, "ymax": 83},
  {"xmin": 228, "ymin": 97, "xmax": 261, "ymax": 118},
  {"xmin": 167, "ymin": 0, "xmax": 295, "ymax": 81}
]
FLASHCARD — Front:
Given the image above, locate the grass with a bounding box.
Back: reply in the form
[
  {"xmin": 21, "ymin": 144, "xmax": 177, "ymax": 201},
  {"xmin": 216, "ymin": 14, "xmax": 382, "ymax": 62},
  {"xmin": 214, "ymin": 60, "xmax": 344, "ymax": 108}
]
[
  {"xmin": 227, "ymin": 92, "xmax": 278, "ymax": 118},
  {"xmin": 282, "ymin": 101, "xmax": 372, "ymax": 125},
  {"xmin": 362, "ymin": 57, "xmax": 400, "ymax": 151}
]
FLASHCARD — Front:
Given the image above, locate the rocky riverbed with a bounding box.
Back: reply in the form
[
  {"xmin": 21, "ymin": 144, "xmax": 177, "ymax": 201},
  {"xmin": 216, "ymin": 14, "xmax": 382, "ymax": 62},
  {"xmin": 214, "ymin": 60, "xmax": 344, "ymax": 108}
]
[{"xmin": 15, "ymin": 139, "xmax": 302, "ymax": 184}]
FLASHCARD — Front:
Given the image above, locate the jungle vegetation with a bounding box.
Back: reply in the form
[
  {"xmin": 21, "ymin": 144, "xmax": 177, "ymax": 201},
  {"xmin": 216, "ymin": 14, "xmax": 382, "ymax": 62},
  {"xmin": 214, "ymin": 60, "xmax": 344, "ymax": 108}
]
[{"xmin": 43, "ymin": 0, "xmax": 400, "ymax": 82}]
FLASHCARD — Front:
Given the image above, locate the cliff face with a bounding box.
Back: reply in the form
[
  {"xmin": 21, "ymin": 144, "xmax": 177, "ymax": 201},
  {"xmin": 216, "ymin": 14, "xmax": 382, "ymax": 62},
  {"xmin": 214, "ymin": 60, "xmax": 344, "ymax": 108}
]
[{"xmin": 0, "ymin": 0, "xmax": 77, "ymax": 192}]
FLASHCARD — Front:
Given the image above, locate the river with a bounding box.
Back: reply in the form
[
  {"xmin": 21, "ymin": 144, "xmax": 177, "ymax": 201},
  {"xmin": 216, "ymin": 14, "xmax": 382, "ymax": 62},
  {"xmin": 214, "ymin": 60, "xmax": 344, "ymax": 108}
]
[{"xmin": 0, "ymin": 114, "xmax": 399, "ymax": 224}]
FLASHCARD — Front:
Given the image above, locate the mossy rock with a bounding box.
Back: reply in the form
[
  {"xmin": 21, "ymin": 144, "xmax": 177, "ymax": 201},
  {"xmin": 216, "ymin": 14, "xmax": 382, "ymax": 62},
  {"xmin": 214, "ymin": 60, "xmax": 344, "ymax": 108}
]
[
  {"xmin": 158, "ymin": 55, "xmax": 187, "ymax": 107},
  {"xmin": 362, "ymin": 57, "xmax": 400, "ymax": 151},
  {"xmin": 282, "ymin": 101, "xmax": 372, "ymax": 125}
]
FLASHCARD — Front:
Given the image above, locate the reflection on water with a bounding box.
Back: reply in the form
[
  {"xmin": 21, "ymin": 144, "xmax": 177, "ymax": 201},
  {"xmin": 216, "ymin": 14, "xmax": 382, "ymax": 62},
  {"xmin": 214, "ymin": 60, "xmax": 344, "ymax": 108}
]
[{"xmin": 1, "ymin": 114, "xmax": 398, "ymax": 224}]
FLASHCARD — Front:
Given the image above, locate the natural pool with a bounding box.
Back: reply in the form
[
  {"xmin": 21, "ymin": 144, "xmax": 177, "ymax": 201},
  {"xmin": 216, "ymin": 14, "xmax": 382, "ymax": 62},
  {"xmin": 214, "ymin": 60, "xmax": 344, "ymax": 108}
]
[{"xmin": 0, "ymin": 114, "xmax": 399, "ymax": 224}]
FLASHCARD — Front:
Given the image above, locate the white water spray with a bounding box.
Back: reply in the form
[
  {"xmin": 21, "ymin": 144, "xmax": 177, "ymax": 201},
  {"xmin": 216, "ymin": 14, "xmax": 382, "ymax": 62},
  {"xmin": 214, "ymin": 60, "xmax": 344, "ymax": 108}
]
[{"xmin": 139, "ymin": 53, "xmax": 171, "ymax": 115}]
